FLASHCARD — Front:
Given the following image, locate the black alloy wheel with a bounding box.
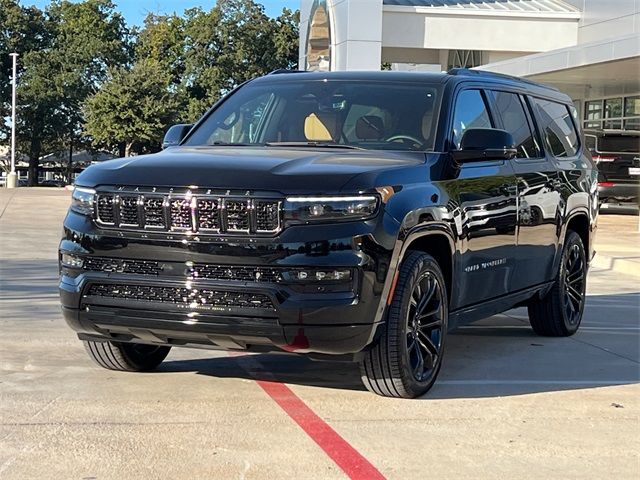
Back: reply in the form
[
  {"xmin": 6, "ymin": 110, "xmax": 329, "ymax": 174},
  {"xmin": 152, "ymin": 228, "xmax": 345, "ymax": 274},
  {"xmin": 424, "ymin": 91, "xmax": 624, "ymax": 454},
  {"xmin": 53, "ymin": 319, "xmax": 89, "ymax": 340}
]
[
  {"xmin": 528, "ymin": 230, "xmax": 587, "ymax": 337},
  {"xmin": 360, "ymin": 251, "xmax": 448, "ymax": 398},
  {"xmin": 406, "ymin": 271, "xmax": 445, "ymax": 382}
]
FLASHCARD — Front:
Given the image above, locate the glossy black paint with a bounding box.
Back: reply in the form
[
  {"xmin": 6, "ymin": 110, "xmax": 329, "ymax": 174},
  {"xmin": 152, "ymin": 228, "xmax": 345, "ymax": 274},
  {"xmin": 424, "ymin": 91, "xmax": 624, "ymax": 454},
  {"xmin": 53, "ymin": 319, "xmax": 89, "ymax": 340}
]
[{"xmin": 59, "ymin": 70, "xmax": 598, "ymax": 357}]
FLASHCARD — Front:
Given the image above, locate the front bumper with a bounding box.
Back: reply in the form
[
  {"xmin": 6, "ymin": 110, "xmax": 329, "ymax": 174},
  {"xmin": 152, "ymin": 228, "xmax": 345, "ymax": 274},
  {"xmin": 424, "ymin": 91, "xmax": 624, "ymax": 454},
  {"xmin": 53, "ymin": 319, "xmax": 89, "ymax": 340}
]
[{"xmin": 59, "ymin": 210, "xmax": 399, "ymax": 356}]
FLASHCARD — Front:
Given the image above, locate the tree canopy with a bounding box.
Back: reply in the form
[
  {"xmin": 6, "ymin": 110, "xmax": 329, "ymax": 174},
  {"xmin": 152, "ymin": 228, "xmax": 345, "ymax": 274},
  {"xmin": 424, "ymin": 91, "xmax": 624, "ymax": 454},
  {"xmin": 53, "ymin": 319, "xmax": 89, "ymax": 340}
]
[{"xmin": 0, "ymin": 0, "xmax": 299, "ymax": 184}]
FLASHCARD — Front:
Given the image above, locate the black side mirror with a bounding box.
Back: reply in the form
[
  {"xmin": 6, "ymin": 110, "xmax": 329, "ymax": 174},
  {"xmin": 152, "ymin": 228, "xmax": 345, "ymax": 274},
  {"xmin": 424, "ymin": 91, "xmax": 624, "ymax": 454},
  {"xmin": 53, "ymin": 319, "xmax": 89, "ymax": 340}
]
[
  {"xmin": 162, "ymin": 124, "xmax": 193, "ymax": 149},
  {"xmin": 452, "ymin": 128, "xmax": 517, "ymax": 163}
]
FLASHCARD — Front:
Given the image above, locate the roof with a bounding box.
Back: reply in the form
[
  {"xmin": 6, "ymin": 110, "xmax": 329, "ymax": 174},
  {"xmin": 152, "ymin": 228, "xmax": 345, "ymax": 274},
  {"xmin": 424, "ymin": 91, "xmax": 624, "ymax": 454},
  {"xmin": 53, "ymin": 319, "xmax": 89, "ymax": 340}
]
[
  {"xmin": 255, "ymin": 69, "xmax": 572, "ymax": 102},
  {"xmin": 382, "ymin": 0, "xmax": 579, "ymax": 14}
]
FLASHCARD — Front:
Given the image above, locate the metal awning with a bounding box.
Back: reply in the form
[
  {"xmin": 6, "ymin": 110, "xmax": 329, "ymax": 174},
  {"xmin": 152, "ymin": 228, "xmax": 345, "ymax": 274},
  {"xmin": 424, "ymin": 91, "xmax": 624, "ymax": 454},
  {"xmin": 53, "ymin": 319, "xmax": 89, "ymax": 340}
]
[{"xmin": 383, "ymin": 0, "xmax": 579, "ymax": 14}]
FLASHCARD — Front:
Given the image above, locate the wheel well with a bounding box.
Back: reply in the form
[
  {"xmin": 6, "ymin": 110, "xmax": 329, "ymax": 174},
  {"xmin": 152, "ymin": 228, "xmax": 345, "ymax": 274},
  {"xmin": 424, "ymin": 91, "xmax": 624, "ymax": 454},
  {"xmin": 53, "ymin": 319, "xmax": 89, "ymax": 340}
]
[
  {"xmin": 406, "ymin": 234, "xmax": 453, "ymax": 303},
  {"xmin": 566, "ymin": 213, "xmax": 590, "ymax": 255}
]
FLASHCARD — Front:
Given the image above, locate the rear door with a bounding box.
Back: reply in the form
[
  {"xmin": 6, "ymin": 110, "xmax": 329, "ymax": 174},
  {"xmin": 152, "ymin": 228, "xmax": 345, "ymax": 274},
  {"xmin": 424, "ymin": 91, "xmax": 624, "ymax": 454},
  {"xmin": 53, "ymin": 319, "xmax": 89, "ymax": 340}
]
[
  {"xmin": 486, "ymin": 90, "xmax": 562, "ymax": 289},
  {"xmin": 443, "ymin": 87, "xmax": 519, "ymax": 309}
]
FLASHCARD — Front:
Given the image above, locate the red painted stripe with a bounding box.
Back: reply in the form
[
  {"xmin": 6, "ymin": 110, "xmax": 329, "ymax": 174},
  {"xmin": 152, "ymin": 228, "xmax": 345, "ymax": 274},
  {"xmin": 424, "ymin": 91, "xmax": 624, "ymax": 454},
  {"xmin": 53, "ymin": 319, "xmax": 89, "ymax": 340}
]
[
  {"xmin": 255, "ymin": 379, "xmax": 386, "ymax": 480},
  {"xmin": 230, "ymin": 353, "xmax": 386, "ymax": 480}
]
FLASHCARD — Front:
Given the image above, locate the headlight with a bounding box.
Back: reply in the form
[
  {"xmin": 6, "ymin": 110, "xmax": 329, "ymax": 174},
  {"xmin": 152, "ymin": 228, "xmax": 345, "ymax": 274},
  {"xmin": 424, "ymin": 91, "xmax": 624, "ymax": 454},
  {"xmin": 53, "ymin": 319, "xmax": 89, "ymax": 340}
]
[
  {"xmin": 284, "ymin": 195, "xmax": 379, "ymax": 223},
  {"xmin": 70, "ymin": 186, "xmax": 95, "ymax": 216}
]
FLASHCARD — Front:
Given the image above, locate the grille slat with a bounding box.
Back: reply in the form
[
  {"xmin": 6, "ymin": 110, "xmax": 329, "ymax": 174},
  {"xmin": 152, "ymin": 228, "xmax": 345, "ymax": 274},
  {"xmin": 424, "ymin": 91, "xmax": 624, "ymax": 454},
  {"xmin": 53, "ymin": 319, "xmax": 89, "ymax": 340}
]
[
  {"xmin": 196, "ymin": 198, "xmax": 220, "ymax": 231},
  {"xmin": 255, "ymin": 200, "xmax": 281, "ymax": 232},
  {"xmin": 96, "ymin": 195, "xmax": 115, "ymax": 224},
  {"xmin": 170, "ymin": 197, "xmax": 192, "ymax": 230},
  {"xmin": 94, "ymin": 191, "xmax": 281, "ymax": 235},
  {"xmin": 119, "ymin": 195, "xmax": 140, "ymax": 226},
  {"xmin": 143, "ymin": 197, "xmax": 165, "ymax": 228},
  {"xmin": 86, "ymin": 283, "xmax": 275, "ymax": 310},
  {"xmin": 225, "ymin": 200, "xmax": 250, "ymax": 232}
]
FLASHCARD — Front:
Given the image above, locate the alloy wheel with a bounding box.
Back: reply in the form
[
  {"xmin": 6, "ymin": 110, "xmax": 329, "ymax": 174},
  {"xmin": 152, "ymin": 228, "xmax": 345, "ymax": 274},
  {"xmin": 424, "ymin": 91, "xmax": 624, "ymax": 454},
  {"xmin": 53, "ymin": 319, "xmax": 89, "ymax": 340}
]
[
  {"xmin": 563, "ymin": 243, "xmax": 585, "ymax": 325},
  {"xmin": 406, "ymin": 272, "xmax": 445, "ymax": 382}
]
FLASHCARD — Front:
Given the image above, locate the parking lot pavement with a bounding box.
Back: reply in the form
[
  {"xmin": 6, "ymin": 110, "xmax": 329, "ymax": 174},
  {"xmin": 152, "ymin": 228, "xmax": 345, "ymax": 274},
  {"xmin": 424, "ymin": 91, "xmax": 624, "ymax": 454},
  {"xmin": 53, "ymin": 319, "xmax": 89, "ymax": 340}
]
[{"xmin": 1, "ymin": 188, "xmax": 639, "ymax": 479}]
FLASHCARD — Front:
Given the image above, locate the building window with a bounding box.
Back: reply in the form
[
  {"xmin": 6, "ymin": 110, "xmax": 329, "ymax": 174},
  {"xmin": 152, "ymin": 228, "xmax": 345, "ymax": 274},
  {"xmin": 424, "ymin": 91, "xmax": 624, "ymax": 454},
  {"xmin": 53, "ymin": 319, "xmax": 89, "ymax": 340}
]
[
  {"xmin": 447, "ymin": 50, "xmax": 484, "ymax": 69},
  {"xmin": 584, "ymin": 95, "xmax": 640, "ymax": 131}
]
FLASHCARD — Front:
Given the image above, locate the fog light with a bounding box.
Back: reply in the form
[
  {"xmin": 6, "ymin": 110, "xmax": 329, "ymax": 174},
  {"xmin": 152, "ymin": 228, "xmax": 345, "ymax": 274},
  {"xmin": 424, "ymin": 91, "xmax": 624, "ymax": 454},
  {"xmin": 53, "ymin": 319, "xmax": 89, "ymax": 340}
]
[
  {"xmin": 289, "ymin": 269, "xmax": 352, "ymax": 282},
  {"xmin": 61, "ymin": 253, "xmax": 84, "ymax": 268}
]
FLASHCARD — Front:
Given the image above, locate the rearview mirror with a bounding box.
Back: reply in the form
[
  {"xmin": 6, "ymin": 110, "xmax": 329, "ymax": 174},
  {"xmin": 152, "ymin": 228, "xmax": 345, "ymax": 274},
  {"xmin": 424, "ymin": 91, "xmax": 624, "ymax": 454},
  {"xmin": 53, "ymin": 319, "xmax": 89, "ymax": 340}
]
[
  {"xmin": 452, "ymin": 128, "xmax": 517, "ymax": 163},
  {"xmin": 162, "ymin": 124, "xmax": 193, "ymax": 149}
]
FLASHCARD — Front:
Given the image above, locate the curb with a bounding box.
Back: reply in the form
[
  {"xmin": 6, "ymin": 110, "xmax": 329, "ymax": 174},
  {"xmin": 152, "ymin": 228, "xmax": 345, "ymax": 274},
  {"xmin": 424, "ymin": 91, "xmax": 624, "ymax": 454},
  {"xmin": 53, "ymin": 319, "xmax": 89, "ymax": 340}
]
[{"xmin": 591, "ymin": 253, "xmax": 640, "ymax": 278}]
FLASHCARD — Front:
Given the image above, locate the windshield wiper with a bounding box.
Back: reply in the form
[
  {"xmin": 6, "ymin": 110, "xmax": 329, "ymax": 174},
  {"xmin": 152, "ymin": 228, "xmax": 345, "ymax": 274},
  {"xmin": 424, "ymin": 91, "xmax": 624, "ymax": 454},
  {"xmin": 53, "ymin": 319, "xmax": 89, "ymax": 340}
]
[
  {"xmin": 265, "ymin": 141, "xmax": 365, "ymax": 150},
  {"xmin": 208, "ymin": 141, "xmax": 251, "ymax": 146}
]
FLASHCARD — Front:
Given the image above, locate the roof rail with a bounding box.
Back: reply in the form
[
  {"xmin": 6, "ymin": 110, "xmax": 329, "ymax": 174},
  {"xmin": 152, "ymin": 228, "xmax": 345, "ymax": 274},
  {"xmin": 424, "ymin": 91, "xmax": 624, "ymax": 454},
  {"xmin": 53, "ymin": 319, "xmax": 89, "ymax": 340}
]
[
  {"xmin": 447, "ymin": 68, "xmax": 559, "ymax": 92},
  {"xmin": 268, "ymin": 69, "xmax": 308, "ymax": 75}
]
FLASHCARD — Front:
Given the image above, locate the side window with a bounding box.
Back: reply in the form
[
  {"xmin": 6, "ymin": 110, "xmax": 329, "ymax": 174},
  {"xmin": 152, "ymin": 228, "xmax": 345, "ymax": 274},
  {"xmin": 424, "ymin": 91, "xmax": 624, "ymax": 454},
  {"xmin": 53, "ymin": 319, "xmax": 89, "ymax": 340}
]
[
  {"xmin": 532, "ymin": 98, "xmax": 580, "ymax": 158},
  {"xmin": 489, "ymin": 91, "xmax": 542, "ymax": 159},
  {"xmin": 584, "ymin": 135, "xmax": 597, "ymax": 152},
  {"xmin": 452, "ymin": 89, "xmax": 492, "ymax": 148}
]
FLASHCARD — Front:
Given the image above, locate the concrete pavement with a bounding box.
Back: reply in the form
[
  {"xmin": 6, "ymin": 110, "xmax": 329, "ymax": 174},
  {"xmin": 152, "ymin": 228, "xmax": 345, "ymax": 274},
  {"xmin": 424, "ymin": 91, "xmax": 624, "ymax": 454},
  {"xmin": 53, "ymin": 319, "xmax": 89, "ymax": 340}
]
[{"xmin": 1, "ymin": 188, "xmax": 638, "ymax": 479}]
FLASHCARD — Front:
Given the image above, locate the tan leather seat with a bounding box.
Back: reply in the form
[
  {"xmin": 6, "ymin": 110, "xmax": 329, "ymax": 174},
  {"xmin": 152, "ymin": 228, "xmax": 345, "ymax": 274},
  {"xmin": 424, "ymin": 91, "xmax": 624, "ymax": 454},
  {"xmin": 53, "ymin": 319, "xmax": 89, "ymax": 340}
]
[{"xmin": 304, "ymin": 113, "xmax": 339, "ymax": 141}]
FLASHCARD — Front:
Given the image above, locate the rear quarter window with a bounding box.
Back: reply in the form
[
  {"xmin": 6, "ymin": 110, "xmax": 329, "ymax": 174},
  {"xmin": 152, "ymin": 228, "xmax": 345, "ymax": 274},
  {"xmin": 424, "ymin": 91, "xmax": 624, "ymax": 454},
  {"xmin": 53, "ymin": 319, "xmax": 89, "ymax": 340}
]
[{"xmin": 531, "ymin": 98, "xmax": 580, "ymax": 158}]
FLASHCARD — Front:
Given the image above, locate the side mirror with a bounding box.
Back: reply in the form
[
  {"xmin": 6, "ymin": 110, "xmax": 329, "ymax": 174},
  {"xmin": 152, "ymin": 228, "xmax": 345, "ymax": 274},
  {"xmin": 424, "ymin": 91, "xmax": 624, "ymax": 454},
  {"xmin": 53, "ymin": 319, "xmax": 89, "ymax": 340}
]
[
  {"xmin": 162, "ymin": 124, "xmax": 193, "ymax": 149},
  {"xmin": 452, "ymin": 128, "xmax": 517, "ymax": 163}
]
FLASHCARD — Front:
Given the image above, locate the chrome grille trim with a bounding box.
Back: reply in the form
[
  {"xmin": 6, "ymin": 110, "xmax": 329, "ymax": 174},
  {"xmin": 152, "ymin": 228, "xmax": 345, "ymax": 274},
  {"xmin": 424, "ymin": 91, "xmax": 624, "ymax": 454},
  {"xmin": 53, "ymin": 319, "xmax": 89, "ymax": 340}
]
[{"xmin": 93, "ymin": 189, "xmax": 282, "ymax": 236}]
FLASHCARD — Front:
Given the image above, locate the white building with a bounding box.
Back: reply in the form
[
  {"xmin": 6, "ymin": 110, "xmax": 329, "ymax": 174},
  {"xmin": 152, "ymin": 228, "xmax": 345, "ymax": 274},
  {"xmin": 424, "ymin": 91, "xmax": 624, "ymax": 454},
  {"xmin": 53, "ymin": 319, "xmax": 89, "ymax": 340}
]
[{"xmin": 298, "ymin": 0, "xmax": 639, "ymax": 130}]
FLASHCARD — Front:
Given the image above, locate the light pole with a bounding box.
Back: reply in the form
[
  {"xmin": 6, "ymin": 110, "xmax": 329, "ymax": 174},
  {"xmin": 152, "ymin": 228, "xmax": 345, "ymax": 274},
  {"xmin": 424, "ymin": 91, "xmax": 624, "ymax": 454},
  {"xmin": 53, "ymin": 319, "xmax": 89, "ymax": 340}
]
[{"xmin": 6, "ymin": 53, "xmax": 18, "ymax": 189}]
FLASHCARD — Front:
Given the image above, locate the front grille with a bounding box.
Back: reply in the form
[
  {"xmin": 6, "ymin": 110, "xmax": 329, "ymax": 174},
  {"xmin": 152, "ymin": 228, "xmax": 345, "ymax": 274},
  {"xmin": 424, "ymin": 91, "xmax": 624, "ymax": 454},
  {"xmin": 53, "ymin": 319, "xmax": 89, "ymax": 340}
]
[
  {"xmin": 86, "ymin": 283, "xmax": 275, "ymax": 310},
  {"xmin": 83, "ymin": 257, "xmax": 163, "ymax": 276},
  {"xmin": 94, "ymin": 191, "xmax": 281, "ymax": 235}
]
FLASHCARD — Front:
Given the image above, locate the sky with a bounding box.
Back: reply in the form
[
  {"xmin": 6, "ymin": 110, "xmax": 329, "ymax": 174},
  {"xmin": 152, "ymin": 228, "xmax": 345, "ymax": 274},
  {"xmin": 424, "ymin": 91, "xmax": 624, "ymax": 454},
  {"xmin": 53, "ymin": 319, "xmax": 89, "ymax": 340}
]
[{"xmin": 26, "ymin": 1, "xmax": 300, "ymax": 25}]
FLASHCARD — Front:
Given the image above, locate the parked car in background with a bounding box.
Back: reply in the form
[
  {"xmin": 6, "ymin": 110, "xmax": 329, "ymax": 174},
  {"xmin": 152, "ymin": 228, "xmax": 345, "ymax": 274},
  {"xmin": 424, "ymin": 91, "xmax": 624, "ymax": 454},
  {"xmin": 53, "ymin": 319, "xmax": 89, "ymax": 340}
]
[
  {"xmin": 584, "ymin": 129, "xmax": 640, "ymax": 208},
  {"xmin": 59, "ymin": 69, "xmax": 597, "ymax": 398}
]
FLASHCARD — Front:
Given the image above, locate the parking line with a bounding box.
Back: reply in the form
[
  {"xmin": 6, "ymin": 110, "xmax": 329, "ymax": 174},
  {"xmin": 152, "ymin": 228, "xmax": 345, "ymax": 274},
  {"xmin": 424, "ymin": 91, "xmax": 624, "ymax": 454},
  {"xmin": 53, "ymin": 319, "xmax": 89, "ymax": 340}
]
[{"xmin": 230, "ymin": 353, "xmax": 386, "ymax": 480}]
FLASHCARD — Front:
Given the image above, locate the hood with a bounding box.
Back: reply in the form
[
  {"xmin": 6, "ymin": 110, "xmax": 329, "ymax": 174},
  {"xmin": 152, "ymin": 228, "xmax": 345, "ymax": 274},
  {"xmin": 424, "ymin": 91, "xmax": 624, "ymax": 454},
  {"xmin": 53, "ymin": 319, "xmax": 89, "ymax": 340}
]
[{"xmin": 76, "ymin": 146, "xmax": 426, "ymax": 193}]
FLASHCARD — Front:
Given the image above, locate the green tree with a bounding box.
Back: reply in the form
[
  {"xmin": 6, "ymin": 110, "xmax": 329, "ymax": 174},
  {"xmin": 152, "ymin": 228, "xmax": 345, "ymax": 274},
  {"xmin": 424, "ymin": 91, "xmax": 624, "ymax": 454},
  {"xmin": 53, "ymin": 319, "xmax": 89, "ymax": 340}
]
[
  {"xmin": 84, "ymin": 59, "xmax": 179, "ymax": 157},
  {"xmin": 182, "ymin": 0, "xmax": 299, "ymax": 120},
  {"xmin": 0, "ymin": 0, "xmax": 51, "ymax": 173},
  {"xmin": 3, "ymin": 0, "xmax": 130, "ymax": 184}
]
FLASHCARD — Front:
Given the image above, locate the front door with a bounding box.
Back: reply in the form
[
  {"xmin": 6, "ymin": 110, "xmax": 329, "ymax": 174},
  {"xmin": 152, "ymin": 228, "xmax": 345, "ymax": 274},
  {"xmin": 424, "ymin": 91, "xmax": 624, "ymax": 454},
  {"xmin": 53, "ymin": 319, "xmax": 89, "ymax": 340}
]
[{"xmin": 444, "ymin": 88, "xmax": 519, "ymax": 310}]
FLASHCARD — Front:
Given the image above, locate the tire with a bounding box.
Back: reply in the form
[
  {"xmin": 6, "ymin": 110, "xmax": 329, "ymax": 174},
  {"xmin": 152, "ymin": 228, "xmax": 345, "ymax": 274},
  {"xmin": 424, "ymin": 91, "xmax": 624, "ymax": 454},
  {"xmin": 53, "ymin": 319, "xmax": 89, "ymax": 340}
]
[
  {"xmin": 83, "ymin": 340, "xmax": 171, "ymax": 372},
  {"xmin": 528, "ymin": 231, "xmax": 587, "ymax": 337},
  {"xmin": 359, "ymin": 251, "xmax": 448, "ymax": 398}
]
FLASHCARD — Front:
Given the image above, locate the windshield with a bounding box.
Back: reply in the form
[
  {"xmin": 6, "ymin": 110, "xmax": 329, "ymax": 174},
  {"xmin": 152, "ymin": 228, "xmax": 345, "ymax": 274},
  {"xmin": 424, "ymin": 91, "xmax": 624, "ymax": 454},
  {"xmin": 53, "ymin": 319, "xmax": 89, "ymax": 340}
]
[{"xmin": 185, "ymin": 79, "xmax": 443, "ymax": 152}]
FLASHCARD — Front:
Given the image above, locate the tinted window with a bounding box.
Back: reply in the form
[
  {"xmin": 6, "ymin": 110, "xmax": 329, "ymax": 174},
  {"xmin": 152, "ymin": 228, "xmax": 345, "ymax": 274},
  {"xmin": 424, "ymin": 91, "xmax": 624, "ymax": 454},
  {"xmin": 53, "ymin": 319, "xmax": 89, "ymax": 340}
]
[
  {"xmin": 452, "ymin": 89, "xmax": 492, "ymax": 148},
  {"xmin": 186, "ymin": 80, "xmax": 442, "ymax": 152},
  {"xmin": 490, "ymin": 91, "xmax": 541, "ymax": 159},
  {"xmin": 584, "ymin": 135, "xmax": 596, "ymax": 151},
  {"xmin": 598, "ymin": 136, "xmax": 640, "ymax": 153},
  {"xmin": 532, "ymin": 98, "xmax": 580, "ymax": 157}
]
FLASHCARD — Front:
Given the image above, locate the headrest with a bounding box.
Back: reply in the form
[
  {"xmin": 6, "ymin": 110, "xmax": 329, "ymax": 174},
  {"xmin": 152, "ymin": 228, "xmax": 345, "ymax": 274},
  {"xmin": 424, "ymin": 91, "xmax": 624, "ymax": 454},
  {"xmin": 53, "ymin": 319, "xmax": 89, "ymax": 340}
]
[
  {"xmin": 304, "ymin": 113, "xmax": 334, "ymax": 141},
  {"xmin": 356, "ymin": 116, "xmax": 384, "ymax": 140},
  {"xmin": 422, "ymin": 112, "xmax": 433, "ymax": 140}
]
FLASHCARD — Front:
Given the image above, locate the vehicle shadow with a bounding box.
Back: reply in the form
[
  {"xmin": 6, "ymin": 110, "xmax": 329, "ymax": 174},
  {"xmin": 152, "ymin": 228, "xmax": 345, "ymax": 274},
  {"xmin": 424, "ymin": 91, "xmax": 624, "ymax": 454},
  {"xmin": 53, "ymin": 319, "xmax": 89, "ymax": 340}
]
[
  {"xmin": 3, "ymin": 259, "xmax": 637, "ymax": 399},
  {"xmin": 161, "ymin": 292, "xmax": 640, "ymax": 399}
]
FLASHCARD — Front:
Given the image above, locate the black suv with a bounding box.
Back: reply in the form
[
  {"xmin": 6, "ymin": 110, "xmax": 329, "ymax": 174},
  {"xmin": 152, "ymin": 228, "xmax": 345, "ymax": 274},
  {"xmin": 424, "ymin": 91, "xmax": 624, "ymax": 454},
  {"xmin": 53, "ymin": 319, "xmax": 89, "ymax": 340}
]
[
  {"xmin": 584, "ymin": 129, "xmax": 639, "ymax": 206},
  {"xmin": 59, "ymin": 70, "xmax": 597, "ymax": 398}
]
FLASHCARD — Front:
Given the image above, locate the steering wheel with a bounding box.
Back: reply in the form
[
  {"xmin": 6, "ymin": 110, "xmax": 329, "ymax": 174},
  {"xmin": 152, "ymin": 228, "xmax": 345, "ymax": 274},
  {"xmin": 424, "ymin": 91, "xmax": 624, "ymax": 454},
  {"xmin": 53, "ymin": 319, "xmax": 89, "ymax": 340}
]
[{"xmin": 385, "ymin": 134, "xmax": 423, "ymax": 149}]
